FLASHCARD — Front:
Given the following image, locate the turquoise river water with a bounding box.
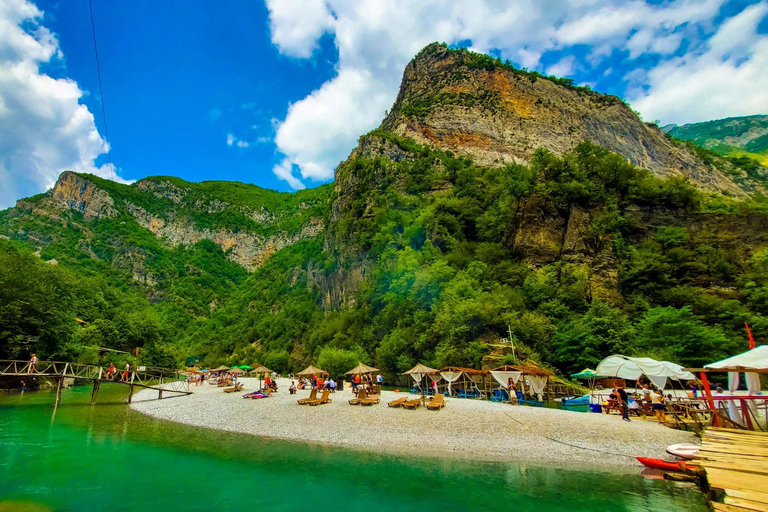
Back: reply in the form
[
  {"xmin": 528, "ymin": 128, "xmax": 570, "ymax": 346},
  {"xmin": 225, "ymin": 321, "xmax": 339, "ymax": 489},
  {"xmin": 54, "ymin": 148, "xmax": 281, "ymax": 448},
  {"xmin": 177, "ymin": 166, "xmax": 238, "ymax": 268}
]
[{"xmin": 0, "ymin": 386, "xmax": 708, "ymax": 512}]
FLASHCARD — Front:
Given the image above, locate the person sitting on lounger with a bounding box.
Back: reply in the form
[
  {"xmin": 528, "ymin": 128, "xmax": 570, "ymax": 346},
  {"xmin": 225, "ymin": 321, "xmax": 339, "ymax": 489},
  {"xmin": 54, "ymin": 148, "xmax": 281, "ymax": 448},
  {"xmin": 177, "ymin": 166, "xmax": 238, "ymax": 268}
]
[{"xmin": 289, "ymin": 381, "xmax": 297, "ymax": 394}]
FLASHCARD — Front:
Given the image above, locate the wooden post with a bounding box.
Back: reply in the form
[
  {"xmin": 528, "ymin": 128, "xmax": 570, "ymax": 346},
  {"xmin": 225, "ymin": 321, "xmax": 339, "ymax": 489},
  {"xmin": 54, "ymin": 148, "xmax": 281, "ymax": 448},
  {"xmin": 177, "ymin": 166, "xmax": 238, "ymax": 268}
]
[
  {"xmin": 54, "ymin": 377, "xmax": 63, "ymax": 407},
  {"xmin": 91, "ymin": 380, "xmax": 100, "ymax": 405},
  {"xmin": 158, "ymin": 389, "xmax": 163, "ymax": 399},
  {"xmin": 128, "ymin": 370, "xmax": 135, "ymax": 404}
]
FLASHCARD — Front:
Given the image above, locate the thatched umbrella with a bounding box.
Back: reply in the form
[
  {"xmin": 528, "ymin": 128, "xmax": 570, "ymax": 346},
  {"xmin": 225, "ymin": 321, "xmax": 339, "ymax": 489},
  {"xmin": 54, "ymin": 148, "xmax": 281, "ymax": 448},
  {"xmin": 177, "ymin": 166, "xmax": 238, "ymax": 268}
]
[
  {"xmin": 403, "ymin": 363, "xmax": 439, "ymax": 405},
  {"xmin": 297, "ymin": 365, "xmax": 326, "ymax": 376},
  {"xmin": 345, "ymin": 362, "xmax": 380, "ymax": 375},
  {"xmin": 250, "ymin": 365, "xmax": 272, "ymax": 389},
  {"xmin": 212, "ymin": 365, "xmax": 229, "ymax": 372}
]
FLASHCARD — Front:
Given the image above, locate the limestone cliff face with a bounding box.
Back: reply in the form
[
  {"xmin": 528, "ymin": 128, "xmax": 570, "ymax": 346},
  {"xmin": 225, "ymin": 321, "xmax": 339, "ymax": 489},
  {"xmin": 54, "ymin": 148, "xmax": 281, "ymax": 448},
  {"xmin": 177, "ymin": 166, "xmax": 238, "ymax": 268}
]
[
  {"xmin": 50, "ymin": 171, "xmax": 118, "ymax": 219},
  {"xmin": 125, "ymin": 200, "xmax": 323, "ymax": 271},
  {"xmin": 381, "ymin": 44, "xmax": 753, "ymax": 197},
  {"xmin": 16, "ymin": 172, "xmax": 327, "ymax": 277}
]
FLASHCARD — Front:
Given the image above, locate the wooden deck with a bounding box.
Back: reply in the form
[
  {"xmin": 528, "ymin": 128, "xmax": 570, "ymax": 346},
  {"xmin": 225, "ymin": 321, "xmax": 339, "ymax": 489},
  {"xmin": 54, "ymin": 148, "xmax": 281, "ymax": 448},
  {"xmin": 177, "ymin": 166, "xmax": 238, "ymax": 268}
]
[{"xmin": 692, "ymin": 428, "xmax": 768, "ymax": 512}]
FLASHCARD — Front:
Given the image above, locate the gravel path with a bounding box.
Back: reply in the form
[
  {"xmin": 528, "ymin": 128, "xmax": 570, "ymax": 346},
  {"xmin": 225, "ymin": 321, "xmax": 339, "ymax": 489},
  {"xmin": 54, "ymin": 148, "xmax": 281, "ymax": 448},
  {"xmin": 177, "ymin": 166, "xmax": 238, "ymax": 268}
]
[{"xmin": 131, "ymin": 377, "xmax": 697, "ymax": 471}]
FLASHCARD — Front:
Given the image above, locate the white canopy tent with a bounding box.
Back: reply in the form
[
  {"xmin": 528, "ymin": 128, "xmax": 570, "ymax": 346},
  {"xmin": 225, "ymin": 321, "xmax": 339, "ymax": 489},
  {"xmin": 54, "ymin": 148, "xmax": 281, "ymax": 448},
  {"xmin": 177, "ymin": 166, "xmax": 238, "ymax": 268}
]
[
  {"xmin": 704, "ymin": 345, "xmax": 767, "ymax": 425},
  {"xmin": 595, "ymin": 355, "xmax": 695, "ymax": 390}
]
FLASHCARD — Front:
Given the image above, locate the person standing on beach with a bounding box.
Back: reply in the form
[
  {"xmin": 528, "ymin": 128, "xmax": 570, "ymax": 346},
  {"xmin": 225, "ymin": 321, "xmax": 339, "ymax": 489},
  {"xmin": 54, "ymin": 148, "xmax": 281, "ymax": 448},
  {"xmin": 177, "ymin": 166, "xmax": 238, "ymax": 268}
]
[
  {"xmin": 377, "ymin": 373, "xmax": 383, "ymax": 386},
  {"xmin": 617, "ymin": 385, "xmax": 630, "ymax": 421},
  {"xmin": 29, "ymin": 354, "xmax": 37, "ymax": 374}
]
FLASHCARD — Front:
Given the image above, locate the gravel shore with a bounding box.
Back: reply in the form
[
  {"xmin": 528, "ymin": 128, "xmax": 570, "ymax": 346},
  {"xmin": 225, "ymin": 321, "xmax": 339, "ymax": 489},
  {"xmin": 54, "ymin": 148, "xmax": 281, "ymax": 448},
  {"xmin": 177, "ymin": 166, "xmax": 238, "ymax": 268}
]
[{"xmin": 131, "ymin": 377, "xmax": 696, "ymax": 471}]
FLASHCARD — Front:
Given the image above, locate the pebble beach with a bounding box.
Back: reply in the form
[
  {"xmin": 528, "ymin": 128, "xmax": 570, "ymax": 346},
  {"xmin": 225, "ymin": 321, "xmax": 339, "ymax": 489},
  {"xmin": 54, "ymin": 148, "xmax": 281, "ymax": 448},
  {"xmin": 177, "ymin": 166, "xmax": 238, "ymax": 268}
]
[{"xmin": 131, "ymin": 377, "xmax": 697, "ymax": 471}]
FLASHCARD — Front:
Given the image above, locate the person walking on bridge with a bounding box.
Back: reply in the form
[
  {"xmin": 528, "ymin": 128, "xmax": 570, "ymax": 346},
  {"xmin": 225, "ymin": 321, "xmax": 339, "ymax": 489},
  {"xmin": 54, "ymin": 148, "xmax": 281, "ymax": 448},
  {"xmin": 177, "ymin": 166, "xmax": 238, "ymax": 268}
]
[
  {"xmin": 120, "ymin": 362, "xmax": 131, "ymax": 382},
  {"xmin": 29, "ymin": 354, "xmax": 37, "ymax": 374},
  {"xmin": 106, "ymin": 363, "xmax": 116, "ymax": 380}
]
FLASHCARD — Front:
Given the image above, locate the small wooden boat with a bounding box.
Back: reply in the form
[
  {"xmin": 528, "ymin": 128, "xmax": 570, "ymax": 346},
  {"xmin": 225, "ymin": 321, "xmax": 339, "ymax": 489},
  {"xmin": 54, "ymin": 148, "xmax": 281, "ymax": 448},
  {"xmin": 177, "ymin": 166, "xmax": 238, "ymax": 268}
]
[
  {"xmin": 636, "ymin": 457, "xmax": 694, "ymax": 472},
  {"xmin": 666, "ymin": 443, "xmax": 700, "ymax": 459}
]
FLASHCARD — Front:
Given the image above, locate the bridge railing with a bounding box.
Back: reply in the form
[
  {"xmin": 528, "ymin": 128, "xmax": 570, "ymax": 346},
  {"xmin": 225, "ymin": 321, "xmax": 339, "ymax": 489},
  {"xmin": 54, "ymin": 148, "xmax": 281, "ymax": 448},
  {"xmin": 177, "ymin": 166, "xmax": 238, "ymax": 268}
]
[{"xmin": 0, "ymin": 359, "xmax": 189, "ymax": 393}]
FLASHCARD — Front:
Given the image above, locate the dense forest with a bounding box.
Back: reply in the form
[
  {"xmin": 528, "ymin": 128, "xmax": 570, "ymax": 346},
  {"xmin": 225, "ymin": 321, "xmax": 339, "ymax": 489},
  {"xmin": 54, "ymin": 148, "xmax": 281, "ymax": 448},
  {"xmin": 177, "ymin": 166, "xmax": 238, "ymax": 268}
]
[{"xmin": 3, "ymin": 131, "xmax": 767, "ymax": 381}]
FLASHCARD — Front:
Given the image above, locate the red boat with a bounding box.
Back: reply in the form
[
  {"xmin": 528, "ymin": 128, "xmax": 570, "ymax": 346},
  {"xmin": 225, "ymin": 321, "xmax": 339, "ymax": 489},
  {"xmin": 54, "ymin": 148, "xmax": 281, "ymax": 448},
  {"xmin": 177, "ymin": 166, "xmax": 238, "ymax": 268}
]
[{"xmin": 636, "ymin": 457, "xmax": 694, "ymax": 472}]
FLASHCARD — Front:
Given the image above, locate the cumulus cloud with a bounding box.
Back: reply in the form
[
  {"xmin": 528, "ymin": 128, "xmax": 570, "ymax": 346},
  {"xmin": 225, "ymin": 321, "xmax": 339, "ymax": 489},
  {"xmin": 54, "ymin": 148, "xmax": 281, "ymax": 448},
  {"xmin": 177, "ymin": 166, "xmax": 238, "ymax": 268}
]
[
  {"xmin": 264, "ymin": 0, "xmax": 768, "ymax": 189},
  {"xmin": 272, "ymin": 158, "xmax": 306, "ymax": 190},
  {"xmin": 0, "ymin": 0, "xmax": 129, "ymax": 209},
  {"xmin": 629, "ymin": 2, "xmax": 768, "ymax": 124}
]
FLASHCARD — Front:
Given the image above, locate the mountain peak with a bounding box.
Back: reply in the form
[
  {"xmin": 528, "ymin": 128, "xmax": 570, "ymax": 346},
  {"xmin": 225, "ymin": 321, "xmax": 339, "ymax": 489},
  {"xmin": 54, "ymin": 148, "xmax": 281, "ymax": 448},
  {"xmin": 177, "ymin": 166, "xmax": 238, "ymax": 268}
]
[{"xmin": 379, "ymin": 44, "xmax": 758, "ymax": 197}]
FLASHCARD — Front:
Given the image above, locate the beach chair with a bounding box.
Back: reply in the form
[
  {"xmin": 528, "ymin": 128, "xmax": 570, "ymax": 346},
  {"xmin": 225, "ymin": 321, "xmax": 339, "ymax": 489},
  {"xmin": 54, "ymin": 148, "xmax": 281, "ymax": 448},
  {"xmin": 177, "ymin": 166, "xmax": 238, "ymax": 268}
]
[
  {"xmin": 360, "ymin": 394, "xmax": 380, "ymax": 406},
  {"xmin": 458, "ymin": 387, "xmax": 480, "ymax": 399},
  {"xmin": 297, "ymin": 388, "xmax": 318, "ymax": 405},
  {"xmin": 224, "ymin": 382, "xmax": 243, "ymax": 393},
  {"xmin": 490, "ymin": 389, "xmax": 509, "ymax": 402},
  {"xmin": 349, "ymin": 388, "xmax": 367, "ymax": 405},
  {"xmin": 427, "ymin": 394, "xmax": 445, "ymax": 410},
  {"xmin": 388, "ymin": 396, "xmax": 408, "ymax": 408},
  {"xmin": 402, "ymin": 398, "xmax": 422, "ymax": 409},
  {"xmin": 306, "ymin": 389, "xmax": 332, "ymax": 406}
]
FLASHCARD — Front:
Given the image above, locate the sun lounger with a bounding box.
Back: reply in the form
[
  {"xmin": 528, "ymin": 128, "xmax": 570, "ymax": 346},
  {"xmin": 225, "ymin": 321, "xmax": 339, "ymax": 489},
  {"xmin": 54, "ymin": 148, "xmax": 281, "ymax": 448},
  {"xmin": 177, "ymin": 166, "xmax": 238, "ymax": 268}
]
[
  {"xmin": 490, "ymin": 389, "xmax": 509, "ymax": 402},
  {"xmin": 360, "ymin": 395, "xmax": 380, "ymax": 406},
  {"xmin": 297, "ymin": 388, "xmax": 318, "ymax": 405},
  {"xmin": 402, "ymin": 398, "xmax": 422, "ymax": 409},
  {"xmin": 223, "ymin": 382, "xmax": 243, "ymax": 393},
  {"xmin": 348, "ymin": 388, "xmax": 367, "ymax": 405},
  {"xmin": 427, "ymin": 393, "xmax": 445, "ymax": 410},
  {"xmin": 388, "ymin": 396, "xmax": 408, "ymax": 408},
  {"xmin": 306, "ymin": 389, "xmax": 332, "ymax": 406}
]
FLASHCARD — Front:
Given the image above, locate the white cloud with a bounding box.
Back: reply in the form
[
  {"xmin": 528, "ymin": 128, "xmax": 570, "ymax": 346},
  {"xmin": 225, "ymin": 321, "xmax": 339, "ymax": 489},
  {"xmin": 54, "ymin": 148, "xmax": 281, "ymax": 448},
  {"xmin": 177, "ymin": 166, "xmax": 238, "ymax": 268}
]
[
  {"xmin": 546, "ymin": 56, "xmax": 575, "ymax": 77},
  {"xmin": 629, "ymin": 2, "xmax": 768, "ymax": 124},
  {"xmin": 226, "ymin": 133, "xmax": 235, "ymax": 146},
  {"xmin": 265, "ymin": 0, "xmax": 767, "ymax": 189},
  {"xmin": 236, "ymin": 140, "xmax": 249, "ymax": 148},
  {"xmin": 272, "ymin": 158, "xmax": 305, "ymax": 190},
  {"xmin": 0, "ymin": 0, "xmax": 129, "ymax": 209}
]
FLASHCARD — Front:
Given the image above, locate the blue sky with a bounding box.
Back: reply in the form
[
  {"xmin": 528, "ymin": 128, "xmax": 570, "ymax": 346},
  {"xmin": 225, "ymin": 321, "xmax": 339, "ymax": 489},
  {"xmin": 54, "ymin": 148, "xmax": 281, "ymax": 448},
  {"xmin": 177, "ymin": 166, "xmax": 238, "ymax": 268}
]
[{"xmin": 1, "ymin": 0, "xmax": 767, "ymax": 208}]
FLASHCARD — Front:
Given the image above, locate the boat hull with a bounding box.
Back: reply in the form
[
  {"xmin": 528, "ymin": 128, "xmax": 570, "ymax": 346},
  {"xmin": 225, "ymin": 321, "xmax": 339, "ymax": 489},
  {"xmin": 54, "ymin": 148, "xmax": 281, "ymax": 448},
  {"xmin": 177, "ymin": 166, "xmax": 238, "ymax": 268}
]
[{"xmin": 636, "ymin": 457, "xmax": 693, "ymax": 472}]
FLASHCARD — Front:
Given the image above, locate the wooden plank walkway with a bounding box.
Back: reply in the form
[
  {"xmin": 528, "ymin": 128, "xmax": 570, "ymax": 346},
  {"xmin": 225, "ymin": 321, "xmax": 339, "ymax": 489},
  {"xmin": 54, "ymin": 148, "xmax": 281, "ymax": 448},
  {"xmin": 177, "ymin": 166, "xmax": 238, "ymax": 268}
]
[
  {"xmin": 0, "ymin": 359, "xmax": 191, "ymax": 406},
  {"xmin": 692, "ymin": 428, "xmax": 768, "ymax": 512}
]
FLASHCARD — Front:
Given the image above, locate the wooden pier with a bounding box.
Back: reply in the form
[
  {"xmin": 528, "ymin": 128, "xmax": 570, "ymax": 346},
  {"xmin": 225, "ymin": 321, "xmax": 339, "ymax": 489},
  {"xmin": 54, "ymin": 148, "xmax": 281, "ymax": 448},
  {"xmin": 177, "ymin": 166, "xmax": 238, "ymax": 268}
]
[
  {"xmin": 691, "ymin": 428, "xmax": 768, "ymax": 511},
  {"xmin": 0, "ymin": 359, "xmax": 191, "ymax": 406}
]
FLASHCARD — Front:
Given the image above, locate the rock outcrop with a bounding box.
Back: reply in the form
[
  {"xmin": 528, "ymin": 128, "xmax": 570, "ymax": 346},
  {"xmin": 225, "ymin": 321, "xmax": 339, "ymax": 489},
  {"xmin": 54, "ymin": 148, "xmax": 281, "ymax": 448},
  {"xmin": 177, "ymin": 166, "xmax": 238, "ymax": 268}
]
[
  {"xmin": 381, "ymin": 43, "xmax": 754, "ymax": 197},
  {"xmin": 50, "ymin": 171, "xmax": 119, "ymax": 219}
]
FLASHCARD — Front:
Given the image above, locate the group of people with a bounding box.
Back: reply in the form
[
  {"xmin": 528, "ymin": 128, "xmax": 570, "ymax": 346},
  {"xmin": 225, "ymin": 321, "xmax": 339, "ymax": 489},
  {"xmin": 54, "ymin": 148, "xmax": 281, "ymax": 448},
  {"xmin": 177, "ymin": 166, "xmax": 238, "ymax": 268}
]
[
  {"xmin": 609, "ymin": 384, "xmax": 671, "ymax": 422},
  {"xmin": 104, "ymin": 362, "xmax": 132, "ymax": 382}
]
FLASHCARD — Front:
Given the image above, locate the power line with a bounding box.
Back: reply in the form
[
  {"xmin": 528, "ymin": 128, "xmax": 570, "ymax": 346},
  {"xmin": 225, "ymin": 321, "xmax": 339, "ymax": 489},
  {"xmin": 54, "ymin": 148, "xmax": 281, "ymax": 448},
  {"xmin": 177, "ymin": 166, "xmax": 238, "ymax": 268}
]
[{"xmin": 87, "ymin": 0, "xmax": 114, "ymax": 181}]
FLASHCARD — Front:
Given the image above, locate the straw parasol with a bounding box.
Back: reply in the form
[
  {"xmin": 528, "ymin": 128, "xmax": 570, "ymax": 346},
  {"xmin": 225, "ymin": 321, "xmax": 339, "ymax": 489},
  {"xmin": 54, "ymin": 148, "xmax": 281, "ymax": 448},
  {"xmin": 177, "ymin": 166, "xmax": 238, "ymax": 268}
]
[
  {"xmin": 250, "ymin": 365, "xmax": 273, "ymax": 388},
  {"xmin": 403, "ymin": 363, "xmax": 439, "ymax": 405},
  {"xmin": 212, "ymin": 365, "xmax": 229, "ymax": 372},
  {"xmin": 345, "ymin": 362, "xmax": 380, "ymax": 375},
  {"xmin": 229, "ymin": 367, "xmax": 244, "ymax": 375},
  {"xmin": 297, "ymin": 365, "xmax": 326, "ymax": 377}
]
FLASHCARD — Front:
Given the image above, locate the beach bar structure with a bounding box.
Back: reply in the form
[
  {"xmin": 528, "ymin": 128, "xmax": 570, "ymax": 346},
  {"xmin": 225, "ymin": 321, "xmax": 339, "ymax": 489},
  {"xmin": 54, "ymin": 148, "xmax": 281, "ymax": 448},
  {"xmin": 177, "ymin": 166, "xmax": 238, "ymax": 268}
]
[
  {"xmin": 435, "ymin": 367, "xmax": 491, "ymax": 398},
  {"xmin": 691, "ymin": 345, "xmax": 768, "ymax": 431},
  {"xmin": 595, "ymin": 355, "xmax": 695, "ymax": 390}
]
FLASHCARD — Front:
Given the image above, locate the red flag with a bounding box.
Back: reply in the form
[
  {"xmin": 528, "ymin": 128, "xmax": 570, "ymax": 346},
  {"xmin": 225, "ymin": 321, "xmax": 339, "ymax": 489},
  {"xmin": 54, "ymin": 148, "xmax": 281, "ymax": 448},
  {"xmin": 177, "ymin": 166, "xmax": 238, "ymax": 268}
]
[{"xmin": 746, "ymin": 322, "xmax": 756, "ymax": 349}]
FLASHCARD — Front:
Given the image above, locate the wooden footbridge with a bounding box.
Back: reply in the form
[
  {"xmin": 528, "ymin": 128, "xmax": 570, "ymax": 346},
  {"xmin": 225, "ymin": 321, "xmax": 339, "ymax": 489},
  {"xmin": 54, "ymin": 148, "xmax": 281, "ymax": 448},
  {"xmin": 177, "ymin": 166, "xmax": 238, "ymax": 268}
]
[{"xmin": 0, "ymin": 359, "xmax": 191, "ymax": 406}]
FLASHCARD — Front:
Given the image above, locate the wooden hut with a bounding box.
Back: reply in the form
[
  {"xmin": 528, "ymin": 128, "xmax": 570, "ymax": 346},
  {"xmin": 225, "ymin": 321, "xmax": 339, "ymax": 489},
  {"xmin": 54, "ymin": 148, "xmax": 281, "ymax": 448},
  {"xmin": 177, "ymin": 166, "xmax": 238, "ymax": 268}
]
[{"xmin": 437, "ymin": 367, "xmax": 491, "ymax": 398}]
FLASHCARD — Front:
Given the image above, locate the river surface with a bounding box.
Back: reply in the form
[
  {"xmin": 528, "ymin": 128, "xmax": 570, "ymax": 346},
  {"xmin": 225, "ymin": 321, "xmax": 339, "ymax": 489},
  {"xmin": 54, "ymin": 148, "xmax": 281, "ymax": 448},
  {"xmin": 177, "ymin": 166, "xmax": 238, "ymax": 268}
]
[{"xmin": 0, "ymin": 386, "xmax": 708, "ymax": 512}]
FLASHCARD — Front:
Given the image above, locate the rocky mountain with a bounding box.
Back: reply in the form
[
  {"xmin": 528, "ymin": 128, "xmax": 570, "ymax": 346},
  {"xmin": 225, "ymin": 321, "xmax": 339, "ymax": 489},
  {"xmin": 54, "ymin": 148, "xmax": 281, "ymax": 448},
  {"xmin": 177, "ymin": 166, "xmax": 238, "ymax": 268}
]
[
  {"xmin": 381, "ymin": 43, "xmax": 762, "ymax": 197},
  {"xmin": 3, "ymin": 44, "xmax": 768, "ymax": 377},
  {"xmin": 664, "ymin": 115, "xmax": 768, "ymax": 166}
]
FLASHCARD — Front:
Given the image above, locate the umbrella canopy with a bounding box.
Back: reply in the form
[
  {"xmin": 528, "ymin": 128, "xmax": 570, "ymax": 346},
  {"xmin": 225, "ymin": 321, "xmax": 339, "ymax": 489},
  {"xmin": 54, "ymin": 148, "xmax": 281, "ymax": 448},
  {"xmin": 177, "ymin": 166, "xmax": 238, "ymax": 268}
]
[
  {"xmin": 571, "ymin": 368, "xmax": 597, "ymax": 379},
  {"xmin": 212, "ymin": 365, "xmax": 229, "ymax": 372},
  {"xmin": 403, "ymin": 363, "xmax": 439, "ymax": 376},
  {"xmin": 705, "ymin": 345, "xmax": 768, "ymax": 372},
  {"xmin": 249, "ymin": 365, "xmax": 272, "ymax": 374},
  {"xmin": 297, "ymin": 365, "xmax": 326, "ymax": 376},
  {"xmin": 239, "ymin": 365, "xmax": 253, "ymax": 370},
  {"xmin": 229, "ymin": 367, "xmax": 244, "ymax": 374},
  {"xmin": 345, "ymin": 362, "xmax": 380, "ymax": 375}
]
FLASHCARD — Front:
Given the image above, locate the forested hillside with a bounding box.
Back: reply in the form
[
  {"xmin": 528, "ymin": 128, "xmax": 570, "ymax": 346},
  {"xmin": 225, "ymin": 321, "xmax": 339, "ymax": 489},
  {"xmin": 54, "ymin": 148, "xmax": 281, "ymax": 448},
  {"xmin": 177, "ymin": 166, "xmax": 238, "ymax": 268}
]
[
  {"xmin": 3, "ymin": 44, "xmax": 768, "ymax": 380},
  {"xmin": 665, "ymin": 115, "xmax": 768, "ymax": 167}
]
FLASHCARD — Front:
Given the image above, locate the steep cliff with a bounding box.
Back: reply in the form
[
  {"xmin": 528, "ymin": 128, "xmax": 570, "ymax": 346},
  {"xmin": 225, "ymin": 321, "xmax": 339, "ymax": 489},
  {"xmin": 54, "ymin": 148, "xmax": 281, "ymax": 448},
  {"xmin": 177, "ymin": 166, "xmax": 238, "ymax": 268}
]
[{"xmin": 381, "ymin": 44, "xmax": 760, "ymax": 197}]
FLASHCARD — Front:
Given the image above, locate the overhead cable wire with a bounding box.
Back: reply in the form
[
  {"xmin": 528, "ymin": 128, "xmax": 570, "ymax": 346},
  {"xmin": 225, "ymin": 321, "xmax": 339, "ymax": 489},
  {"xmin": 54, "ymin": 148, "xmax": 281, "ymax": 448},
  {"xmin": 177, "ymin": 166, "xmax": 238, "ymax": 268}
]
[{"xmin": 87, "ymin": 0, "xmax": 114, "ymax": 181}]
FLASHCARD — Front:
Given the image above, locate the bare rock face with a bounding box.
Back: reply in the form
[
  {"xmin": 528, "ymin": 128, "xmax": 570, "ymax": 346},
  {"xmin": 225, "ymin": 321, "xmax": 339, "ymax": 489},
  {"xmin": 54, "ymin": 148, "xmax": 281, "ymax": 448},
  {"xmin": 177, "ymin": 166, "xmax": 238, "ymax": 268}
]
[
  {"xmin": 124, "ymin": 201, "xmax": 324, "ymax": 271},
  {"xmin": 381, "ymin": 43, "xmax": 752, "ymax": 197},
  {"xmin": 50, "ymin": 171, "xmax": 118, "ymax": 219}
]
